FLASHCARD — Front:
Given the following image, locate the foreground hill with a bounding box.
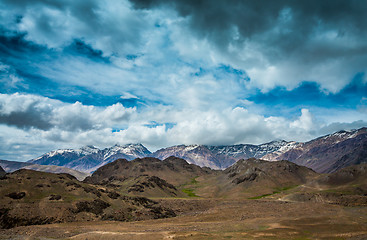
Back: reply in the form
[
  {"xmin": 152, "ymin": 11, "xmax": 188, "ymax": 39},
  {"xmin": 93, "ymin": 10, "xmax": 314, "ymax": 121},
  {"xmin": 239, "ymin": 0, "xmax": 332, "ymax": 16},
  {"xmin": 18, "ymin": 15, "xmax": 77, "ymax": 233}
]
[
  {"xmin": 1, "ymin": 156, "xmax": 367, "ymax": 233},
  {"xmin": 207, "ymin": 158, "xmax": 319, "ymax": 198},
  {"xmin": 84, "ymin": 156, "xmax": 318, "ymax": 199},
  {"xmin": 263, "ymin": 128, "xmax": 367, "ymax": 173},
  {"xmin": 282, "ymin": 163, "xmax": 367, "ymax": 206},
  {"xmin": 84, "ymin": 156, "xmax": 214, "ymax": 187},
  {"xmin": 0, "ymin": 169, "xmax": 175, "ymax": 229},
  {"xmin": 84, "ymin": 157, "xmax": 219, "ymax": 198}
]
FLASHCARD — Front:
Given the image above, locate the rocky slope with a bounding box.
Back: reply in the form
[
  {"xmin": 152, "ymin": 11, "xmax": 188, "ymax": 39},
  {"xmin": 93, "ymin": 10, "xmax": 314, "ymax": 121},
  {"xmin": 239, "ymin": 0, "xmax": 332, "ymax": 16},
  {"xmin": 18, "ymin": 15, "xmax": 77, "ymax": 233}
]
[
  {"xmin": 284, "ymin": 163, "xmax": 367, "ymax": 206},
  {"xmin": 211, "ymin": 158, "xmax": 319, "ymax": 198},
  {"xmin": 84, "ymin": 156, "xmax": 214, "ymax": 186},
  {"xmin": 0, "ymin": 169, "xmax": 175, "ymax": 229},
  {"xmin": 263, "ymin": 128, "xmax": 367, "ymax": 173},
  {"xmin": 224, "ymin": 158, "xmax": 317, "ymax": 187},
  {"xmin": 0, "ymin": 166, "xmax": 5, "ymax": 178}
]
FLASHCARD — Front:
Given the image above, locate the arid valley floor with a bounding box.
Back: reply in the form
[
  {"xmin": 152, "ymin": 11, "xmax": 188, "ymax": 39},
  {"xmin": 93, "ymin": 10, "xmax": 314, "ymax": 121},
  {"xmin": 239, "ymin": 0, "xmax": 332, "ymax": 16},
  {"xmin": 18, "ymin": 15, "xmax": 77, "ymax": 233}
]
[{"xmin": 1, "ymin": 198, "xmax": 367, "ymax": 239}]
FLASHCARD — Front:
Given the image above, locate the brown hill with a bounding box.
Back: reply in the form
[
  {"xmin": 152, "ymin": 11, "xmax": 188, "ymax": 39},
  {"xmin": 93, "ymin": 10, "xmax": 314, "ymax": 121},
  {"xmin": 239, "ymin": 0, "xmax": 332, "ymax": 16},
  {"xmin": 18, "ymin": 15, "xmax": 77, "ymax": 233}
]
[
  {"xmin": 84, "ymin": 156, "xmax": 215, "ymax": 186},
  {"xmin": 0, "ymin": 169, "xmax": 175, "ymax": 229},
  {"xmin": 212, "ymin": 158, "xmax": 319, "ymax": 198},
  {"xmin": 225, "ymin": 158, "xmax": 317, "ymax": 186},
  {"xmin": 281, "ymin": 163, "xmax": 367, "ymax": 206},
  {"xmin": 316, "ymin": 162, "xmax": 367, "ymax": 187}
]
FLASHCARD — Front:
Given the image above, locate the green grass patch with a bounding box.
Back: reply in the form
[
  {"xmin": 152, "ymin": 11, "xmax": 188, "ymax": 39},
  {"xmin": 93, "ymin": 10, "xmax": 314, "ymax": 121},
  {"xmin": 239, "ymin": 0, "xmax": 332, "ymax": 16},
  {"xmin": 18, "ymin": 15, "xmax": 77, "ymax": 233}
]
[
  {"xmin": 182, "ymin": 188, "xmax": 199, "ymax": 197},
  {"xmin": 248, "ymin": 193, "xmax": 274, "ymax": 199},
  {"xmin": 249, "ymin": 185, "xmax": 299, "ymax": 199},
  {"xmin": 190, "ymin": 177, "xmax": 199, "ymax": 185},
  {"xmin": 257, "ymin": 225, "xmax": 270, "ymax": 231}
]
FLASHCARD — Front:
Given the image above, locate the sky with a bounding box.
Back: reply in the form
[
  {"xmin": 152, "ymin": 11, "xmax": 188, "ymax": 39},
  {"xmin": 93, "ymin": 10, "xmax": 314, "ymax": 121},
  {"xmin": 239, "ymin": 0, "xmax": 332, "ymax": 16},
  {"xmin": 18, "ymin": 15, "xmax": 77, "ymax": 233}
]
[{"xmin": 0, "ymin": 0, "xmax": 366, "ymax": 161}]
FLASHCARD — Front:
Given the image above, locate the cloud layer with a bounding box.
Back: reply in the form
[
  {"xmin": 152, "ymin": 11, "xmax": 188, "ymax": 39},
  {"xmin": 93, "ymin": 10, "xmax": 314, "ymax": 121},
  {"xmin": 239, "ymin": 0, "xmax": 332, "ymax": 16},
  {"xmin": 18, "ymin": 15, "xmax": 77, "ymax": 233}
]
[{"xmin": 1, "ymin": 93, "xmax": 366, "ymax": 161}]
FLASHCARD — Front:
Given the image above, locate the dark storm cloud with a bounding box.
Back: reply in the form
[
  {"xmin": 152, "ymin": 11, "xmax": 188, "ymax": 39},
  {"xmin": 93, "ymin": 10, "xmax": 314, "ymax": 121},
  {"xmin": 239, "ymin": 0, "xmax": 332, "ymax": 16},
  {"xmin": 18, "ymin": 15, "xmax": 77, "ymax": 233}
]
[
  {"xmin": 0, "ymin": 102, "xmax": 53, "ymax": 130},
  {"xmin": 131, "ymin": 0, "xmax": 367, "ymax": 55}
]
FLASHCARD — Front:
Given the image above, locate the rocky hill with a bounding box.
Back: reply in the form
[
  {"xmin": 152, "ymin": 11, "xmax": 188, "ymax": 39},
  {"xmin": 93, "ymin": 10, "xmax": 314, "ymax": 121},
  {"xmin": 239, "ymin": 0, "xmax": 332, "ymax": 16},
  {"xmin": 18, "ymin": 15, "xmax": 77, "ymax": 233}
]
[
  {"xmin": 283, "ymin": 163, "xmax": 367, "ymax": 206},
  {"xmin": 315, "ymin": 162, "xmax": 367, "ymax": 187},
  {"xmin": 84, "ymin": 156, "xmax": 214, "ymax": 186},
  {"xmin": 224, "ymin": 158, "xmax": 317, "ymax": 187},
  {"xmin": 0, "ymin": 169, "xmax": 175, "ymax": 229},
  {"xmin": 0, "ymin": 166, "xmax": 5, "ymax": 179},
  {"xmin": 210, "ymin": 158, "xmax": 319, "ymax": 198}
]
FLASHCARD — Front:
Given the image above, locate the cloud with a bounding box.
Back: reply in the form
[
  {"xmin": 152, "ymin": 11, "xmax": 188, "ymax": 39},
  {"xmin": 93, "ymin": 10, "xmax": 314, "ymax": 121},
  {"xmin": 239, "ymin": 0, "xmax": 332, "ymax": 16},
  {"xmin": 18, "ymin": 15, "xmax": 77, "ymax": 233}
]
[
  {"xmin": 1, "ymin": 0, "xmax": 152, "ymax": 56},
  {"xmin": 2, "ymin": 0, "xmax": 366, "ymax": 95},
  {"xmin": 0, "ymin": 93, "xmax": 136, "ymax": 131},
  {"xmin": 290, "ymin": 109, "xmax": 314, "ymax": 131},
  {"xmin": 131, "ymin": 0, "xmax": 367, "ymax": 93}
]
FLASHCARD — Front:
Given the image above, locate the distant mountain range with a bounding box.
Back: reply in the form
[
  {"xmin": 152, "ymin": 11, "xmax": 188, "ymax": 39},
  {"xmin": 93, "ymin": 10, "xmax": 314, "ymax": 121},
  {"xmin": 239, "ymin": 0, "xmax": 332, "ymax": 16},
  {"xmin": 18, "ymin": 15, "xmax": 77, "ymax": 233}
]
[
  {"xmin": 28, "ymin": 144, "xmax": 151, "ymax": 173},
  {"xmin": 26, "ymin": 140, "xmax": 290, "ymax": 173},
  {"xmin": 3, "ymin": 127, "xmax": 366, "ymax": 174},
  {"xmin": 262, "ymin": 127, "xmax": 367, "ymax": 173}
]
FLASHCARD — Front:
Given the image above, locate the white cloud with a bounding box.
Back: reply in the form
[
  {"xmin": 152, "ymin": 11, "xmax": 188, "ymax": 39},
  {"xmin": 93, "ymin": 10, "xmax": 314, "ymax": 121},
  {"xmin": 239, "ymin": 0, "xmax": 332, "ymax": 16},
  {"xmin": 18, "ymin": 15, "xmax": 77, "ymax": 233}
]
[
  {"xmin": 290, "ymin": 109, "xmax": 314, "ymax": 131},
  {"xmin": 0, "ymin": 93, "xmax": 136, "ymax": 131}
]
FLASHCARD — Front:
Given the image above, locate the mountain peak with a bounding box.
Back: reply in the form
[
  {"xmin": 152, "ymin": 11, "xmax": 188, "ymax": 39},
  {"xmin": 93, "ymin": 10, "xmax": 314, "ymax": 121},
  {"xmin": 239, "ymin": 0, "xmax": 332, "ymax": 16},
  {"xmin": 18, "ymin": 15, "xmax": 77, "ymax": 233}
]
[{"xmin": 79, "ymin": 145, "xmax": 99, "ymax": 154}]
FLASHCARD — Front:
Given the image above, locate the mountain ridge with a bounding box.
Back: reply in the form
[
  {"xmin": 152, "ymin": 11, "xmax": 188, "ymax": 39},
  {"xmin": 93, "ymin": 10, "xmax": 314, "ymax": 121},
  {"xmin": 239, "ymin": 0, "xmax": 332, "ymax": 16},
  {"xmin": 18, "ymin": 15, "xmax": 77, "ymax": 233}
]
[
  {"xmin": 23, "ymin": 127, "xmax": 367, "ymax": 174},
  {"xmin": 262, "ymin": 127, "xmax": 367, "ymax": 173}
]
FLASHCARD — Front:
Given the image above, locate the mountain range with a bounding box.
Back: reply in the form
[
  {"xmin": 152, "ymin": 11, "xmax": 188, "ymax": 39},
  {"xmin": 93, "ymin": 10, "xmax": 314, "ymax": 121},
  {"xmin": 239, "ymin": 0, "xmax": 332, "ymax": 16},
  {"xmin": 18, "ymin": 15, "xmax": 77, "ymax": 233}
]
[
  {"xmin": 25, "ymin": 140, "xmax": 292, "ymax": 173},
  {"xmin": 28, "ymin": 144, "xmax": 151, "ymax": 173},
  {"xmin": 262, "ymin": 127, "xmax": 367, "ymax": 173},
  {"xmin": 1, "ymin": 128, "xmax": 365, "ymax": 176}
]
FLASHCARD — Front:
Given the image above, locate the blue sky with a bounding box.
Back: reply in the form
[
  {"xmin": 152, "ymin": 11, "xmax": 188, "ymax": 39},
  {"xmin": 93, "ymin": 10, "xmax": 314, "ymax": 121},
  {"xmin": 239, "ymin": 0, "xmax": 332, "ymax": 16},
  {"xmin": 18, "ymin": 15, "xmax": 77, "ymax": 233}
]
[{"xmin": 0, "ymin": 0, "xmax": 366, "ymax": 161}]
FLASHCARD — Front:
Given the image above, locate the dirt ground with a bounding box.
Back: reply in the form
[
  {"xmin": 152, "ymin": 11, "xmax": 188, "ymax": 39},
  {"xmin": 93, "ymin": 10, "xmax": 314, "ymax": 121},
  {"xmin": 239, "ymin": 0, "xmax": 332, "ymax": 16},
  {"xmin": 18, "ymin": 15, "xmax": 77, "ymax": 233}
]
[{"xmin": 1, "ymin": 198, "xmax": 367, "ymax": 240}]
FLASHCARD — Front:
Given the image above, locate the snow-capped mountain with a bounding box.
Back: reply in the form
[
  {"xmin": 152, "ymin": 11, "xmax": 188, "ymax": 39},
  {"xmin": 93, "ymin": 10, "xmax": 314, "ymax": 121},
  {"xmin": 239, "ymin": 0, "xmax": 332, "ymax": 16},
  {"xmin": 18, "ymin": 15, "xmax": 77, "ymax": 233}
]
[
  {"xmin": 262, "ymin": 128, "xmax": 367, "ymax": 173},
  {"xmin": 28, "ymin": 144, "xmax": 151, "ymax": 173},
  {"xmin": 27, "ymin": 127, "xmax": 367, "ymax": 174},
  {"xmin": 151, "ymin": 145, "xmax": 228, "ymax": 169},
  {"xmin": 208, "ymin": 140, "xmax": 290, "ymax": 160},
  {"xmin": 152, "ymin": 140, "xmax": 291, "ymax": 169}
]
